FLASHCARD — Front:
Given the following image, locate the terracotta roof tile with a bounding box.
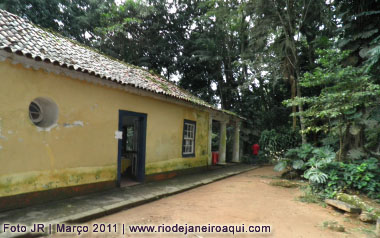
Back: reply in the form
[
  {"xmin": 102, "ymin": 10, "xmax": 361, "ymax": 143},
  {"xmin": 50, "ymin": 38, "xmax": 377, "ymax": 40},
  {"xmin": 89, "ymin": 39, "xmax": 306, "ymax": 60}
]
[{"xmin": 0, "ymin": 9, "xmax": 243, "ymax": 118}]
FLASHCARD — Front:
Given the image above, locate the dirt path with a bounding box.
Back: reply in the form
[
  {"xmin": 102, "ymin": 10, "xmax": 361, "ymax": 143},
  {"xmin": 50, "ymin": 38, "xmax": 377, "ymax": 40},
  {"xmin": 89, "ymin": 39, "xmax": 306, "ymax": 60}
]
[{"xmin": 53, "ymin": 166, "xmax": 375, "ymax": 238}]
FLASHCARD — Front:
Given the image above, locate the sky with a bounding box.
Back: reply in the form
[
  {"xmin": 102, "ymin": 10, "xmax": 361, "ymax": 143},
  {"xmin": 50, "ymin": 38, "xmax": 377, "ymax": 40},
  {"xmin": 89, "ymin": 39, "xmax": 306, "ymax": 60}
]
[{"xmin": 115, "ymin": 0, "xmax": 125, "ymax": 5}]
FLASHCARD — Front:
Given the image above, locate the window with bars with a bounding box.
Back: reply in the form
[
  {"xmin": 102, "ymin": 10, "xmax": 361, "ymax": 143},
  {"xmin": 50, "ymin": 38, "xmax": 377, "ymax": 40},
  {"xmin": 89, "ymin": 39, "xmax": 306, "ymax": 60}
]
[{"xmin": 182, "ymin": 120, "xmax": 196, "ymax": 157}]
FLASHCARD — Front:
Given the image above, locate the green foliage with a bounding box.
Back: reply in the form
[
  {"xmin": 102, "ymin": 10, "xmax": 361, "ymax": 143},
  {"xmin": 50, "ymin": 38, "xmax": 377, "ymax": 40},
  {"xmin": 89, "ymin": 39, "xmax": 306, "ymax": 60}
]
[
  {"xmin": 275, "ymin": 144, "xmax": 335, "ymax": 185},
  {"xmin": 285, "ymin": 48, "xmax": 380, "ymax": 161},
  {"xmin": 311, "ymin": 158, "xmax": 380, "ymax": 199},
  {"xmin": 95, "ymin": 0, "xmax": 181, "ymax": 78},
  {"xmin": 301, "ymin": 147, "xmax": 335, "ymax": 184},
  {"xmin": 269, "ymin": 180, "xmax": 299, "ymax": 188},
  {"xmin": 0, "ymin": 0, "xmax": 113, "ymax": 45},
  {"xmin": 292, "ymin": 160, "xmax": 304, "ymax": 170},
  {"xmin": 240, "ymin": 155, "xmax": 251, "ymax": 164},
  {"xmin": 279, "ymin": 143, "xmax": 380, "ymax": 199},
  {"xmin": 363, "ymin": 107, "xmax": 380, "ymax": 154},
  {"xmin": 335, "ymin": 0, "xmax": 380, "ymax": 72},
  {"xmin": 298, "ymin": 185, "xmax": 324, "ymax": 204},
  {"xmin": 285, "ymin": 143, "xmax": 314, "ymax": 161},
  {"xmin": 2, "ymin": 0, "xmax": 380, "ymax": 204},
  {"xmin": 259, "ymin": 128, "xmax": 300, "ymax": 161},
  {"xmin": 241, "ymin": 151, "xmax": 269, "ymax": 165},
  {"xmin": 304, "ymin": 168, "xmax": 328, "ymax": 184},
  {"xmin": 274, "ymin": 161, "xmax": 288, "ymax": 172}
]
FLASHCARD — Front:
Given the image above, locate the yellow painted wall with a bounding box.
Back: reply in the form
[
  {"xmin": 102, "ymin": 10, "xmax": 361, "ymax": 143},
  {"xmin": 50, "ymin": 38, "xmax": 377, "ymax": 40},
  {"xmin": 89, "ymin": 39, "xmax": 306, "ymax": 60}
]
[{"xmin": 0, "ymin": 60, "xmax": 210, "ymax": 197}]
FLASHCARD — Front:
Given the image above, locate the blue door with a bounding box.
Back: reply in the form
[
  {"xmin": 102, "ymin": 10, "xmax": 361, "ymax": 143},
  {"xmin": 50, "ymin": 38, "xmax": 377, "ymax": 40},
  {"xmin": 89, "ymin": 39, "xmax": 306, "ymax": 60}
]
[{"xmin": 117, "ymin": 110, "xmax": 147, "ymax": 186}]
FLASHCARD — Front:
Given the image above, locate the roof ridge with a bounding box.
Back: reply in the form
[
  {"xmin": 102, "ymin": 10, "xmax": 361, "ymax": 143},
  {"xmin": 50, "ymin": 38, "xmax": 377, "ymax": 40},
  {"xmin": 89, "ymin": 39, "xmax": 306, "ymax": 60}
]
[{"xmin": 0, "ymin": 8, "xmax": 243, "ymax": 119}]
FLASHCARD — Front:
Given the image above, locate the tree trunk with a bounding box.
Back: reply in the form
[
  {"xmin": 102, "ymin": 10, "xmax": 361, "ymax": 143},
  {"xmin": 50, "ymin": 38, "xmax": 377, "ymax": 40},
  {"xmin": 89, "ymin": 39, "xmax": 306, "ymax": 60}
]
[
  {"xmin": 338, "ymin": 130, "xmax": 343, "ymax": 161},
  {"xmin": 291, "ymin": 77, "xmax": 297, "ymax": 129},
  {"xmin": 296, "ymin": 79, "xmax": 307, "ymax": 144}
]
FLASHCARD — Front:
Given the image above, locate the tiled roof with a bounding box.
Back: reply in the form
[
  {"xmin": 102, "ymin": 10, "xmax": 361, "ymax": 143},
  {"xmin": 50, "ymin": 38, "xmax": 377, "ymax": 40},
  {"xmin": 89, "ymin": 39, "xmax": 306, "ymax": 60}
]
[{"xmin": 0, "ymin": 9, "xmax": 228, "ymax": 113}]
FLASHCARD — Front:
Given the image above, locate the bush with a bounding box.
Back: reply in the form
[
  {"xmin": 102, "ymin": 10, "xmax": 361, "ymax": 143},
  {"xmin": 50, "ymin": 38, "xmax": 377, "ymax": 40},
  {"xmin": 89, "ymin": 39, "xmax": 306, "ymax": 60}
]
[
  {"xmin": 259, "ymin": 128, "xmax": 300, "ymax": 161},
  {"xmin": 241, "ymin": 155, "xmax": 251, "ymax": 164},
  {"xmin": 241, "ymin": 150, "xmax": 269, "ymax": 165},
  {"xmin": 312, "ymin": 158, "xmax": 380, "ymax": 199},
  {"xmin": 276, "ymin": 144, "xmax": 380, "ymax": 199},
  {"xmin": 274, "ymin": 144, "xmax": 335, "ymax": 181}
]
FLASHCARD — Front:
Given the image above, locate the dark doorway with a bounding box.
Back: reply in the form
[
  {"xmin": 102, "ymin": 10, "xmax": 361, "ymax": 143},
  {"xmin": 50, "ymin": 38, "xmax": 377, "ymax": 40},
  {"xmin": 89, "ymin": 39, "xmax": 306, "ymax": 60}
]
[
  {"xmin": 117, "ymin": 110, "xmax": 147, "ymax": 187},
  {"xmin": 212, "ymin": 120, "xmax": 220, "ymax": 152}
]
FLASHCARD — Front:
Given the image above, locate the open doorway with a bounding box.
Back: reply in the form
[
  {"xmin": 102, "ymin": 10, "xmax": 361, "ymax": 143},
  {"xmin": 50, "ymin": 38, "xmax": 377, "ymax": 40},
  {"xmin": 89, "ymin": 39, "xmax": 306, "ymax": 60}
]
[
  {"xmin": 211, "ymin": 120, "xmax": 220, "ymax": 165},
  {"xmin": 117, "ymin": 110, "xmax": 147, "ymax": 187}
]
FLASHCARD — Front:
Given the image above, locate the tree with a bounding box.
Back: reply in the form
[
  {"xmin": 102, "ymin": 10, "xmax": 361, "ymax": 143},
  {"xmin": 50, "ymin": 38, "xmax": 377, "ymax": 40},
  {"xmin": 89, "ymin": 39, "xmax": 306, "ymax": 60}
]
[
  {"xmin": 0, "ymin": 0, "xmax": 112, "ymax": 45},
  {"xmin": 286, "ymin": 49, "xmax": 380, "ymax": 161},
  {"xmin": 178, "ymin": 0, "xmax": 251, "ymax": 110},
  {"xmin": 245, "ymin": 0, "xmax": 334, "ymax": 144},
  {"xmin": 335, "ymin": 0, "xmax": 380, "ymax": 69}
]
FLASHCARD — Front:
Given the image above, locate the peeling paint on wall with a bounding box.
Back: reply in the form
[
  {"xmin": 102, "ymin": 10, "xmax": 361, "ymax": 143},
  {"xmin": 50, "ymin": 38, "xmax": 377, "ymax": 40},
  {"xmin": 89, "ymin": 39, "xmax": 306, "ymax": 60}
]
[
  {"xmin": 1, "ymin": 60, "xmax": 211, "ymax": 199},
  {"xmin": 0, "ymin": 118, "xmax": 7, "ymax": 141},
  {"xmin": 63, "ymin": 120, "xmax": 84, "ymax": 128},
  {"xmin": 0, "ymin": 165, "xmax": 116, "ymax": 197},
  {"xmin": 90, "ymin": 104, "xmax": 98, "ymax": 111},
  {"xmin": 37, "ymin": 123, "xmax": 58, "ymax": 132},
  {"xmin": 145, "ymin": 157, "xmax": 207, "ymax": 175}
]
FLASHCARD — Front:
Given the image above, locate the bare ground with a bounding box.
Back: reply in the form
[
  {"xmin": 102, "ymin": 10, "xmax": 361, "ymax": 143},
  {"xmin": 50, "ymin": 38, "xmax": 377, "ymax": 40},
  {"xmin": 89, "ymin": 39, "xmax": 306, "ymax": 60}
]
[{"xmin": 52, "ymin": 166, "xmax": 376, "ymax": 238}]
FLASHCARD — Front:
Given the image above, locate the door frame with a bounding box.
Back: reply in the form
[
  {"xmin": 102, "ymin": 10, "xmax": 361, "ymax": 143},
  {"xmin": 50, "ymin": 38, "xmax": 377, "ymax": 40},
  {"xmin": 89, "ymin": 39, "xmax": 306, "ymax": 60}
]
[{"xmin": 117, "ymin": 110, "xmax": 147, "ymax": 186}]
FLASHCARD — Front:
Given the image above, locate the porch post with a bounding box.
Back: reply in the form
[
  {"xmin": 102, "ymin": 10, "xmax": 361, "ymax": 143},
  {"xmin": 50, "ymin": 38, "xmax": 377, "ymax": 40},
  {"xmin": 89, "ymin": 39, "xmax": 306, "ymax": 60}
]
[
  {"xmin": 232, "ymin": 120, "xmax": 241, "ymax": 163},
  {"xmin": 208, "ymin": 116, "xmax": 213, "ymax": 166},
  {"xmin": 218, "ymin": 120, "xmax": 227, "ymax": 165}
]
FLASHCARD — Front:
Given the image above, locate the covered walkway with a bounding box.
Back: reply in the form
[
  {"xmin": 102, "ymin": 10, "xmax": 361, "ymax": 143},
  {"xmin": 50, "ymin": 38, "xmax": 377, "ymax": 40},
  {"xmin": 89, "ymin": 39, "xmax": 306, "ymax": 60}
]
[{"xmin": 0, "ymin": 164, "xmax": 256, "ymax": 238}]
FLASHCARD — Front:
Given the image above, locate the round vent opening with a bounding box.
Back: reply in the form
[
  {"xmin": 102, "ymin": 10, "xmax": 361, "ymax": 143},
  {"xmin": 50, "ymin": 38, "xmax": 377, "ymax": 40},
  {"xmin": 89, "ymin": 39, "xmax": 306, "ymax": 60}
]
[{"xmin": 28, "ymin": 97, "xmax": 58, "ymax": 128}]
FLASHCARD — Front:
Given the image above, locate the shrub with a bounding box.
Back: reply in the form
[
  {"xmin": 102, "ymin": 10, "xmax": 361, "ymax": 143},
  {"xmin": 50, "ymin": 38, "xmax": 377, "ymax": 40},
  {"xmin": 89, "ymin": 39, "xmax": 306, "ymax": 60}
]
[
  {"xmin": 274, "ymin": 144, "xmax": 335, "ymax": 183},
  {"xmin": 313, "ymin": 158, "xmax": 380, "ymax": 199},
  {"xmin": 241, "ymin": 150, "xmax": 269, "ymax": 165},
  {"xmin": 259, "ymin": 128, "xmax": 300, "ymax": 161},
  {"xmin": 275, "ymin": 144, "xmax": 380, "ymax": 200}
]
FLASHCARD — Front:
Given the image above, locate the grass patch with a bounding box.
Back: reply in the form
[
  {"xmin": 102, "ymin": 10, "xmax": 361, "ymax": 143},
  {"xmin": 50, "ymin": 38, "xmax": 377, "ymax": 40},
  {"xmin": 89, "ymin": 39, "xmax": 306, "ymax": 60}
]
[
  {"xmin": 249, "ymin": 175, "xmax": 280, "ymax": 179},
  {"xmin": 322, "ymin": 220, "xmax": 345, "ymax": 232},
  {"xmin": 298, "ymin": 185, "xmax": 324, "ymax": 205},
  {"xmin": 298, "ymin": 192, "xmax": 322, "ymax": 204},
  {"xmin": 336, "ymin": 193, "xmax": 380, "ymax": 217},
  {"xmin": 351, "ymin": 226, "xmax": 377, "ymax": 237},
  {"xmin": 269, "ymin": 180, "xmax": 299, "ymax": 188}
]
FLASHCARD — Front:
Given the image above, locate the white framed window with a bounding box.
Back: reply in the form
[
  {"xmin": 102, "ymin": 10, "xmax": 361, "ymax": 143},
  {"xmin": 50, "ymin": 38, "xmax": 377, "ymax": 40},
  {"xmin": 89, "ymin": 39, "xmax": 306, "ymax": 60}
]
[{"xmin": 182, "ymin": 120, "xmax": 196, "ymax": 157}]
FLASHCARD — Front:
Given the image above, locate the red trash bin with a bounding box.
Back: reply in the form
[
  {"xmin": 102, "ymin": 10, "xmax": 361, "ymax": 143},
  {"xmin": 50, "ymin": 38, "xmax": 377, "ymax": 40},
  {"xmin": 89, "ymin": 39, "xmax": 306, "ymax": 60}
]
[{"xmin": 212, "ymin": 152, "xmax": 219, "ymax": 165}]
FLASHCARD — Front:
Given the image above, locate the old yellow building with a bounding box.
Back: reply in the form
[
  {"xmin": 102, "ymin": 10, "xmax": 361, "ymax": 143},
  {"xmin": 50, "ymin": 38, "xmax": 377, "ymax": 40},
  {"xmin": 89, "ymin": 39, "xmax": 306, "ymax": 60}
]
[{"xmin": 0, "ymin": 9, "xmax": 242, "ymax": 211}]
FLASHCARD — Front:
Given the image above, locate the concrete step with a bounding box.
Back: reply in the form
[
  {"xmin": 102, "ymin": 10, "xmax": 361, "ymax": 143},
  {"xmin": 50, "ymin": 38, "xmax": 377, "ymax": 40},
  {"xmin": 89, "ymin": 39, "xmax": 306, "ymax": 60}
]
[{"xmin": 325, "ymin": 199, "xmax": 362, "ymax": 214}]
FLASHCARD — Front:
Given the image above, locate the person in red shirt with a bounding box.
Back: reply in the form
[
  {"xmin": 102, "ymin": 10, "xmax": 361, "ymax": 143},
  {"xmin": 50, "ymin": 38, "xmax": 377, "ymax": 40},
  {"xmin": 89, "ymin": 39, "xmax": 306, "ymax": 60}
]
[{"xmin": 251, "ymin": 143, "xmax": 260, "ymax": 164}]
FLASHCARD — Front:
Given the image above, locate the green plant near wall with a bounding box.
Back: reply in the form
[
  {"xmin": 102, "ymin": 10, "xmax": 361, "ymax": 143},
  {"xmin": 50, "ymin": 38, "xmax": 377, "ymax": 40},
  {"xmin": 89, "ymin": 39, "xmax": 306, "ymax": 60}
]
[
  {"xmin": 314, "ymin": 158, "xmax": 380, "ymax": 199},
  {"xmin": 276, "ymin": 144, "xmax": 380, "ymax": 199},
  {"xmin": 259, "ymin": 127, "xmax": 300, "ymax": 162},
  {"xmin": 275, "ymin": 144, "xmax": 380, "ymax": 200},
  {"xmin": 303, "ymin": 146, "xmax": 336, "ymax": 184},
  {"xmin": 274, "ymin": 143, "xmax": 312, "ymax": 171},
  {"xmin": 274, "ymin": 144, "xmax": 335, "ymax": 184},
  {"xmin": 284, "ymin": 49, "xmax": 380, "ymax": 161}
]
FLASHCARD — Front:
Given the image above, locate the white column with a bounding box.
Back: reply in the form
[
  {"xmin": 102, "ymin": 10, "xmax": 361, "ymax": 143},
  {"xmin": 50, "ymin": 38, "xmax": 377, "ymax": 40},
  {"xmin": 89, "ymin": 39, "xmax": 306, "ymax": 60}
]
[
  {"xmin": 232, "ymin": 120, "xmax": 241, "ymax": 163},
  {"xmin": 218, "ymin": 120, "xmax": 227, "ymax": 165},
  {"xmin": 208, "ymin": 116, "xmax": 213, "ymax": 166}
]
